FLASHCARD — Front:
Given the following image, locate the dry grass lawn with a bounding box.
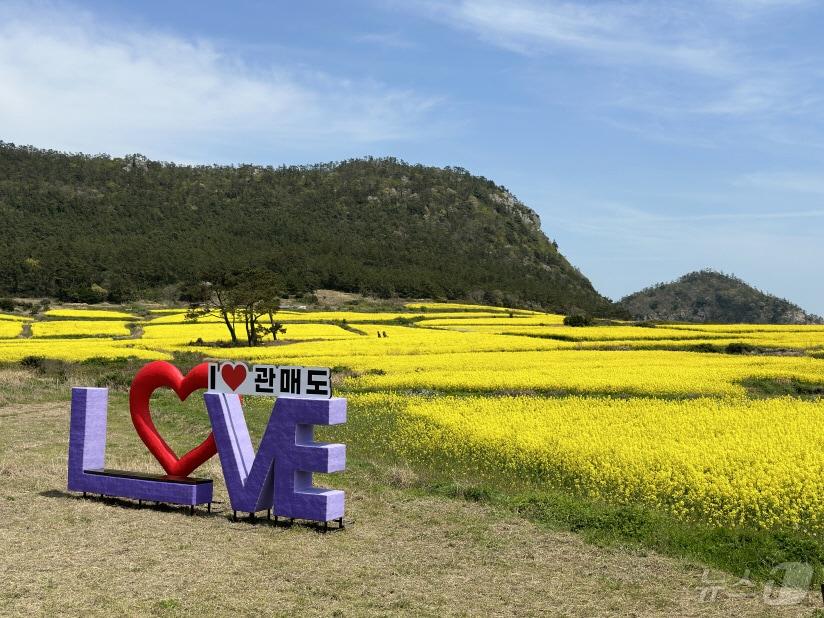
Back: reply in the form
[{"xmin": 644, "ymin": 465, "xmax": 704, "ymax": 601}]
[{"xmin": 0, "ymin": 369, "xmax": 818, "ymax": 616}]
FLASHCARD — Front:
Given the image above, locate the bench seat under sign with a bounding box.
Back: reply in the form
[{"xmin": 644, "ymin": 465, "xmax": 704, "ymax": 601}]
[
  {"xmin": 68, "ymin": 387, "xmax": 214, "ymax": 512},
  {"xmin": 84, "ymin": 468, "xmax": 213, "ymax": 485}
]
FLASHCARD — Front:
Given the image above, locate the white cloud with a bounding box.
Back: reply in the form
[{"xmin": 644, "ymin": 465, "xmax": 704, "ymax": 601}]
[
  {"xmin": 712, "ymin": 0, "xmax": 813, "ymax": 16},
  {"xmin": 411, "ymin": 0, "xmax": 820, "ymax": 131},
  {"xmin": 736, "ymin": 171, "xmax": 824, "ymax": 195},
  {"xmin": 354, "ymin": 32, "xmax": 416, "ymax": 49},
  {"xmin": 416, "ymin": 0, "xmax": 736, "ymax": 75},
  {"xmin": 0, "ymin": 4, "xmax": 438, "ymax": 161}
]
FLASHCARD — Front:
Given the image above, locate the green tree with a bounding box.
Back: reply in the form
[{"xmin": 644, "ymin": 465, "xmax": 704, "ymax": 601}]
[
  {"xmin": 186, "ymin": 268, "xmax": 283, "ymax": 346},
  {"xmin": 233, "ymin": 269, "xmax": 283, "ymax": 346},
  {"xmin": 563, "ymin": 313, "xmax": 593, "ymax": 327}
]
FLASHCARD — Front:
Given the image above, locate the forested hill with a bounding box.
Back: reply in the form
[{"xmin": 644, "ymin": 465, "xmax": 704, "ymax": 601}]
[
  {"xmin": 619, "ymin": 270, "xmax": 822, "ymax": 324},
  {"xmin": 0, "ymin": 142, "xmax": 610, "ymax": 312}
]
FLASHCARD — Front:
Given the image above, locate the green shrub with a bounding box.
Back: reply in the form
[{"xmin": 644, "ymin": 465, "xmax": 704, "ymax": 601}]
[
  {"xmin": 563, "ymin": 313, "xmax": 593, "ymax": 327},
  {"xmin": 726, "ymin": 342, "xmax": 756, "ymax": 355},
  {"xmin": 20, "ymin": 355, "xmax": 45, "ymax": 370}
]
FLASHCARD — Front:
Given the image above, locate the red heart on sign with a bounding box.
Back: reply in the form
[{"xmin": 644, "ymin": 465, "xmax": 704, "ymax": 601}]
[
  {"xmin": 129, "ymin": 361, "xmax": 216, "ymax": 477},
  {"xmin": 221, "ymin": 362, "xmax": 247, "ymax": 391}
]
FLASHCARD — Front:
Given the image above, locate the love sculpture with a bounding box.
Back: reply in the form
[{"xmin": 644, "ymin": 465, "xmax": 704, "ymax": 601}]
[{"xmin": 67, "ymin": 360, "xmax": 346, "ymax": 526}]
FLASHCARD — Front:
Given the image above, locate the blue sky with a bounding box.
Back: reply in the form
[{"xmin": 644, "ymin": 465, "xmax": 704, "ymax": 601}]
[{"xmin": 2, "ymin": 1, "xmax": 823, "ymax": 313}]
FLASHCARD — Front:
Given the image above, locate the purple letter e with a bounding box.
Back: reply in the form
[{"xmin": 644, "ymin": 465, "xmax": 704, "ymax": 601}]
[{"xmin": 272, "ymin": 397, "xmax": 346, "ymax": 522}]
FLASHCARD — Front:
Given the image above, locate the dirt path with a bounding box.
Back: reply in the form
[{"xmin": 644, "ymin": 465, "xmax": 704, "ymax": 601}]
[{"xmin": 0, "ymin": 401, "xmax": 817, "ymax": 617}]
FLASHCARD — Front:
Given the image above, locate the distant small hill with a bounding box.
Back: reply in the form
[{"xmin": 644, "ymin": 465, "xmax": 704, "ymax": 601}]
[{"xmin": 619, "ymin": 270, "xmax": 822, "ymax": 324}]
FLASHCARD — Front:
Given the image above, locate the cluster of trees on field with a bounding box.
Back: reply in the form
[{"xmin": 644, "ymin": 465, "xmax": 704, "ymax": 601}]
[
  {"xmin": 0, "ymin": 142, "xmax": 613, "ymax": 314},
  {"xmin": 185, "ymin": 268, "xmax": 286, "ymax": 346}
]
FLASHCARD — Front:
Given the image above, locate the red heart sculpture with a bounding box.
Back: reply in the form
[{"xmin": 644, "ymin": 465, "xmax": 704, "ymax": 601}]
[
  {"xmin": 221, "ymin": 362, "xmax": 247, "ymax": 391},
  {"xmin": 129, "ymin": 361, "xmax": 216, "ymax": 477}
]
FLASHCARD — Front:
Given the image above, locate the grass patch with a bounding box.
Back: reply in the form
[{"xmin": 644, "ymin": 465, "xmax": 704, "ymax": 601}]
[
  {"xmin": 506, "ymin": 488, "xmax": 824, "ymax": 584},
  {"xmin": 361, "ymin": 455, "xmax": 824, "ymax": 587},
  {"xmin": 333, "ymin": 320, "xmax": 367, "ymax": 335},
  {"xmin": 361, "ymin": 446, "xmax": 824, "ymax": 586},
  {"xmin": 372, "ymin": 464, "xmax": 824, "ymax": 587},
  {"xmin": 740, "ymin": 376, "xmax": 824, "ymax": 398}
]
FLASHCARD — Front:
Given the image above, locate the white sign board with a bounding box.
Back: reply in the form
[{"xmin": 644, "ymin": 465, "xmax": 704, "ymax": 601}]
[{"xmin": 207, "ymin": 361, "xmax": 332, "ymax": 399}]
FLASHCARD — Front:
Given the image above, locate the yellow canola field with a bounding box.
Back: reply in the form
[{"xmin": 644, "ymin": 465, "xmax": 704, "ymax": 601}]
[
  {"xmin": 427, "ymin": 324, "xmax": 730, "ymax": 341},
  {"xmin": 142, "ymin": 323, "xmax": 230, "ymax": 344},
  {"xmin": 146, "ymin": 310, "xmax": 502, "ymax": 325},
  {"xmin": 351, "ymin": 393, "xmax": 824, "ymax": 531},
  {"xmin": 31, "ymin": 320, "xmax": 132, "ymax": 338},
  {"xmin": 525, "ymin": 335, "xmax": 824, "ymax": 352},
  {"xmin": 44, "ymin": 308, "xmax": 136, "ymax": 320},
  {"xmin": 147, "ymin": 310, "xmax": 313, "ymax": 325},
  {"xmin": 404, "ymin": 302, "xmax": 539, "ymax": 314},
  {"xmin": 730, "ymin": 332, "xmax": 824, "ymax": 350},
  {"xmin": 142, "ymin": 322, "xmax": 357, "ymax": 346},
  {"xmin": 423, "ymin": 321, "xmax": 824, "ymax": 351},
  {"xmin": 419, "ymin": 314, "xmax": 566, "ymax": 327},
  {"xmin": 273, "ymin": 323, "xmax": 358, "ymax": 340},
  {"xmin": 643, "ymin": 322, "xmax": 824, "ymax": 350},
  {"xmin": 5, "ymin": 304, "xmax": 824, "ymax": 534},
  {"xmin": 142, "ymin": 331, "xmax": 824, "ymax": 399},
  {"xmin": 164, "ymin": 325, "xmax": 570, "ymax": 361},
  {"xmin": 0, "ymin": 322, "xmax": 23, "ymax": 338},
  {"xmin": 345, "ymin": 349, "xmax": 824, "ymax": 397},
  {"xmin": 148, "ymin": 311, "xmax": 227, "ymax": 324},
  {"xmin": 663, "ymin": 323, "xmax": 824, "ymax": 333},
  {"xmin": 566, "ymin": 337, "xmax": 747, "ymax": 350},
  {"xmin": 275, "ymin": 311, "xmax": 506, "ymax": 323},
  {"xmin": 148, "ymin": 310, "xmax": 303, "ymax": 324},
  {"xmin": 0, "ymin": 314, "xmax": 30, "ymax": 322},
  {"xmin": 0, "ymin": 338, "xmax": 170, "ymax": 362}
]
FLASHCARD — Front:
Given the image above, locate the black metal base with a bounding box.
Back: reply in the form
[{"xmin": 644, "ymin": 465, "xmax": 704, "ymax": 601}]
[
  {"xmin": 79, "ymin": 491, "xmax": 343, "ymax": 529},
  {"xmin": 76, "ymin": 491, "xmax": 211, "ymax": 516},
  {"xmin": 229, "ymin": 510, "xmax": 345, "ymax": 530},
  {"xmin": 231, "ymin": 508, "xmax": 272, "ymax": 522}
]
